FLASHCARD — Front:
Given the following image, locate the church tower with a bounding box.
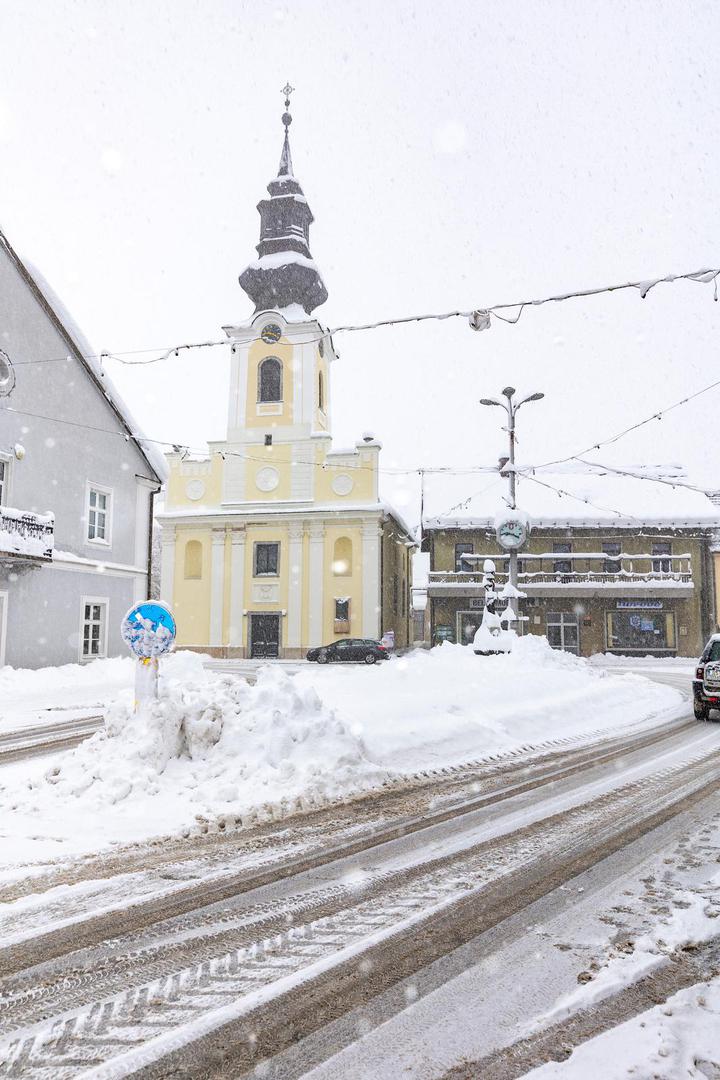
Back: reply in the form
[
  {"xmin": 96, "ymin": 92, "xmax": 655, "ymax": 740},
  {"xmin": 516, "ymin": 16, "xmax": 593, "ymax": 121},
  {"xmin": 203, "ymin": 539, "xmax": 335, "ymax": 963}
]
[
  {"xmin": 160, "ymin": 88, "xmax": 413, "ymax": 658},
  {"xmin": 222, "ymin": 86, "xmax": 345, "ymax": 508}
]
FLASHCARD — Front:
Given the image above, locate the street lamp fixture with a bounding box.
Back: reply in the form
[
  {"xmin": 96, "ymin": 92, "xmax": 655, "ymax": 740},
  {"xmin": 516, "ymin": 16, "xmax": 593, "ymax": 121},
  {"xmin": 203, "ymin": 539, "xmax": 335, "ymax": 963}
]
[{"xmin": 479, "ymin": 386, "xmax": 545, "ymax": 624}]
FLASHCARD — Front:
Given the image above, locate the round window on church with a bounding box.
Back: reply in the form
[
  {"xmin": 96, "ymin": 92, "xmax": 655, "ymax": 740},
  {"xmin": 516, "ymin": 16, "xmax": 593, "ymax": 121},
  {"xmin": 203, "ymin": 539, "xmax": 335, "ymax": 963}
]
[{"xmin": 261, "ymin": 324, "xmax": 282, "ymax": 344}]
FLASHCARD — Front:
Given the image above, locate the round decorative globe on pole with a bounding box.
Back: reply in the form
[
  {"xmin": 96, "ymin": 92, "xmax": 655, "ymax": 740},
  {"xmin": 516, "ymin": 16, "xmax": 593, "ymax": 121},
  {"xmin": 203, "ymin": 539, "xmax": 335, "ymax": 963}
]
[{"xmin": 121, "ymin": 601, "xmax": 177, "ymax": 709}]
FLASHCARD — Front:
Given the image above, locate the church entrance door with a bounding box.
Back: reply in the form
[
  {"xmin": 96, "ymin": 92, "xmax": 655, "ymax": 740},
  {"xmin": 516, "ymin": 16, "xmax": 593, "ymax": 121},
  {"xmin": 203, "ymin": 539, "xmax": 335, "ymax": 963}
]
[{"xmin": 249, "ymin": 612, "xmax": 281, "ymax": 659}]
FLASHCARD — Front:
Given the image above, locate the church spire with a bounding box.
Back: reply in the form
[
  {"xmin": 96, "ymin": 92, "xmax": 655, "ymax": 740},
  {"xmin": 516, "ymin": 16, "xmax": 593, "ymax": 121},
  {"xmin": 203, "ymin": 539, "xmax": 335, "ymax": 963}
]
[
  {"xmin": 277, "ymin": 83, "xmax": 294, "ymax": 177},
  {"xmin": 239, "ymin": 85, "xmax": 328, "ymax": 318}
]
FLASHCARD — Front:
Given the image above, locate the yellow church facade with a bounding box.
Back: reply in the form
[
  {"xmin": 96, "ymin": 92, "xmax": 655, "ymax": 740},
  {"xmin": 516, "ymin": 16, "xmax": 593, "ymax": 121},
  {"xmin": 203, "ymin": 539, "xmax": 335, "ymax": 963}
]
[{"xmin": 159, "ymin": 317, "xmax": 413, "ymax": 658}]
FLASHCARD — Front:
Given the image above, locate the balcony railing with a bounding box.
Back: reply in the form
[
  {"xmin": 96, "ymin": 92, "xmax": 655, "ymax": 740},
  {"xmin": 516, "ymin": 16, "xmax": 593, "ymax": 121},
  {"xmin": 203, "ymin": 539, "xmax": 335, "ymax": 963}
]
[
  {"xmin": 428, "ymin": 554, "xmax": 694, "ymax": 592},
  {"xmin": 0, "ymin": 506, "xmax": 54, "ymax": 561}
]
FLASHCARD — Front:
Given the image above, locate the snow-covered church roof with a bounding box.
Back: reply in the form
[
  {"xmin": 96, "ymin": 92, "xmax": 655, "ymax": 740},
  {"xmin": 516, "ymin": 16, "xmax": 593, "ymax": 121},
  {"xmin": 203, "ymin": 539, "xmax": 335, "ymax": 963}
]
[{"xmin": 423, "ymin": 463, "xmax": 720, "ymax": 530}]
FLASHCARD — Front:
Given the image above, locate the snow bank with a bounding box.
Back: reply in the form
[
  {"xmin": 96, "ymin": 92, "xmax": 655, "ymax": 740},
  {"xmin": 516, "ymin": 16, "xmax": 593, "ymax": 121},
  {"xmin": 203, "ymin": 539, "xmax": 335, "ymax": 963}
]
[
  {"xmin": 588, "ymin": 652, "xmax": 696, "ymax": 670},
  {"xmin": 292, "ymin": 636, "xmax": 683, "ymax": 771},
  {"xmin": 0, "ymin": 652, "xmax": 211, "ymax": 734},
  {"xmin": 0, "ymin": 658, "xmax": 383, "ymax": 862},
  {"xmin": 522, "ymin": 977, "xmax": 720, "ymax": 1080},
  {"xmin": 0, "ymin": 655, "xmax": 134, "ymax": 733},
  {"xmin": 0, "ymin": 638, "xmax": 683, "ymax": 864}
]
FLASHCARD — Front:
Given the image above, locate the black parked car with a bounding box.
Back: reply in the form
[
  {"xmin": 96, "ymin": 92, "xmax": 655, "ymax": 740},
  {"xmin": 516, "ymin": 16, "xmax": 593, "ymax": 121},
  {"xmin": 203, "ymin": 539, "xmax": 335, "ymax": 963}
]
[
  {"xmin": 306, "ymin": 639, "xmax": 389, "ymax": 664},
  {"xmin": 693, "ymin": 634, "xmax": 720, "ymax": 720}
]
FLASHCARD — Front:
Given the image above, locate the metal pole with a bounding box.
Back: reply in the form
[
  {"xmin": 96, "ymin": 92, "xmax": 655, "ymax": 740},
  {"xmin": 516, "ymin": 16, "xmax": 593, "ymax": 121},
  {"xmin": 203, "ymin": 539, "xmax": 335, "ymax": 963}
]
[
  {"xmin": 418, "ymin": 468, "xmax": 425, "ymax": 548},
  {"xmin": 507, "ymin": 398, "xmax": 518, "ymax": 600}
]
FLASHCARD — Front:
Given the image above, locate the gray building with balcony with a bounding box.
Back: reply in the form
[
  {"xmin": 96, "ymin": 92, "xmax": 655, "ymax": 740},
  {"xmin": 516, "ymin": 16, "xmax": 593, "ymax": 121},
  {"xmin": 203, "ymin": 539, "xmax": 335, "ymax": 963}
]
[
  {"xmin": 0, "ymin": 228, "xmax": 166, "ymax": 669},
  {"xmin": 421, "ymin": 465, "xmax": 719, "ymax": 658}
]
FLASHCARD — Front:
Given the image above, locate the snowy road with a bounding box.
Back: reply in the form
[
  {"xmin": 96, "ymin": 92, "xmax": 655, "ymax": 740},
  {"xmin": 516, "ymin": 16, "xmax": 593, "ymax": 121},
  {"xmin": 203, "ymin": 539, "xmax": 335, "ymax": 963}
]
[
  {"xmin": 0, "ymin": 668, "xmax": 718, "ymax": 1078},
  {"xmin": 0, "ymin": 716, "xmax": 103, "ymax": 766}
]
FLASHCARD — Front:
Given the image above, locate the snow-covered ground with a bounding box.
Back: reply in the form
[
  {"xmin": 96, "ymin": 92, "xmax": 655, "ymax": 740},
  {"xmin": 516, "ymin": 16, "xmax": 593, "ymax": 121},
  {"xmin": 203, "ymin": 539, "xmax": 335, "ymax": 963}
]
[
  {"xmin": 0, "ymin": 655, "xmax": 134, "ymax": 733},
  {"xmin": 523, "ymin": 979, "xmax": 720, "ymax": 1079},
  {"xmin": 520, "ymin": 812, "xmax": 720, "ymax": 1080},
  {"xmin": 589, "ymin": 652, "xmax": 697, "ymax": 673},
  {"xmin": 0, "ymin": 638, "xmax": 684, "ymax": 868},
  {"xmin": 303, "ymin": 791, "xmax": 720, "ymax": 1080}
]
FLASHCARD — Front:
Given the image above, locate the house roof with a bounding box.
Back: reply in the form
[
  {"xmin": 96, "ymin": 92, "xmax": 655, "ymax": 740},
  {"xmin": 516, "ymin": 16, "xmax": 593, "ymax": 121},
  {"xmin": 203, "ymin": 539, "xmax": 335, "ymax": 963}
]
[
  {"xmin": 422, "ymin": 462, "xmax": 720, "ymax": 531},
  {"xmin": 0, "ymin": 228, "xmax": 167, "ymax": 483}
]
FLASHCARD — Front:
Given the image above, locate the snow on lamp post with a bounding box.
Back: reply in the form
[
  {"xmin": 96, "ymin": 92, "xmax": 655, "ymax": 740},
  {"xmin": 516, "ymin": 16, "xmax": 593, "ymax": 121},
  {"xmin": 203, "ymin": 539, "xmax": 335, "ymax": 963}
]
[
  {"xmin": 473, "ymin": 558, "xmax": 506, "ymax": 654},
  {"xmin": 479, "ymin": 387, "xmax": 544, "ymax": 630},
  {"xmin": 121, "ymin": 601, "xmax": 177, "ymax": 709}
]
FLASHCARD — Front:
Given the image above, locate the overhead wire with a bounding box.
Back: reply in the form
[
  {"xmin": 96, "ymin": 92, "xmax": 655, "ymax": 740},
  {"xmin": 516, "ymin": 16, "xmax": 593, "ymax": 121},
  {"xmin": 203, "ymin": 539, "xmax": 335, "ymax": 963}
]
[
  {"xmin": 517, "ymin": 472, "xmax": 640, "ymax": 522},
  {"xmin": 6, "ymin": 262, "xmax": 720, "ymax": 368},
  {"xmin": 528, "ymin": 374, "xmax": 720, "ymax": 473},
  {"xmin": 1, "ymin": 404, "xmax": 501, "ymax": 479}
]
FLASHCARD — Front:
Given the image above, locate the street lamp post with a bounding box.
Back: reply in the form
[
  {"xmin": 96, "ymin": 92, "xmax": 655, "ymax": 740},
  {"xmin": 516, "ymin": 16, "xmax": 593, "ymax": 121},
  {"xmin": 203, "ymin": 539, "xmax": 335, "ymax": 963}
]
[{"xmin": 479, "ymin": 387, "xmax": 544, "ymax": 608}]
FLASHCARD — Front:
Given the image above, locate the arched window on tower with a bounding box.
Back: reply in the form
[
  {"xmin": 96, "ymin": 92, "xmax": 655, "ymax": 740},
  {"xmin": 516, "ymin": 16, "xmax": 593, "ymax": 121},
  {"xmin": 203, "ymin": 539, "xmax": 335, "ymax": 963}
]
[
  {"xmin": 332, "ymin": 536, "xmax": 352, "ymax": 576},
  {"xmin": 318, "ymin": 370, "xmax": 325, "ymax": 411},
  {"xmin": 184, "ymin": 540, "xmax": 203, "ymax": 580},
  {"xmin": 258, "ymin": 357, "xmax": 283, "ymax": 403}
]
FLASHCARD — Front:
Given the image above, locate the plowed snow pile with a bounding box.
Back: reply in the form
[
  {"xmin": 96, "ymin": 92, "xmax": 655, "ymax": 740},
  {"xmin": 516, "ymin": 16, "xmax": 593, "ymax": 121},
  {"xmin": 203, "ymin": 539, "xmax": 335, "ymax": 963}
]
[{"xmin": 0, "ymin": 639, "xmax": 683, "ymax": 864}]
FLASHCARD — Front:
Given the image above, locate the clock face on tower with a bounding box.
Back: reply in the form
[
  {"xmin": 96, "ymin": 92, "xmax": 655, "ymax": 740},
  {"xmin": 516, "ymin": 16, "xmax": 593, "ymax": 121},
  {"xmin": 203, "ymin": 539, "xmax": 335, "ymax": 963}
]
[{"xmin": 261, "ymin": 324, "xmax": 282, "ymax": 344}]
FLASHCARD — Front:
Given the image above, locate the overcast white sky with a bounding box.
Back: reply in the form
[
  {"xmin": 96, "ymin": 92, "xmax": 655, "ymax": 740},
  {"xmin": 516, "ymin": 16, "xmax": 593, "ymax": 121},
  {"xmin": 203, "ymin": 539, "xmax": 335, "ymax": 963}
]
[{"xmin": 2, "ymin": 0, "xmax": 719, "ymax": 521}]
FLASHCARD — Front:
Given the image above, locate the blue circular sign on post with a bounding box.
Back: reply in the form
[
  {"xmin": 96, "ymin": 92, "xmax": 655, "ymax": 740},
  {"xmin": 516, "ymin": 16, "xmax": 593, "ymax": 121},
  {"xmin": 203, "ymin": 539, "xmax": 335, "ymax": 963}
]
[{"xmin": 121, "ymin": 601, "xmax": 176, "ymax": 659}]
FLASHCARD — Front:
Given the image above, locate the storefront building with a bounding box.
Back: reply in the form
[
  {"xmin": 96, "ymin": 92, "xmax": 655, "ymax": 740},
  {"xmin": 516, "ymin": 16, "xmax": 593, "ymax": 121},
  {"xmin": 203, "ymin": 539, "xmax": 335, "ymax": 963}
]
[{"xmin": 422, "ymin": 469, "xmax": 719, "ymax": 659}]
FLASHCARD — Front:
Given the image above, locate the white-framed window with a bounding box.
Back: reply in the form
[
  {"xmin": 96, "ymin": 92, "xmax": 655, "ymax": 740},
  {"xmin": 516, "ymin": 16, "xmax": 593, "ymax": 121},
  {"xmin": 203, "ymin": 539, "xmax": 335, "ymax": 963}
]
[
  {"xmin": 0, "ymin": 456, "xmax": 8, "ymax": 506},
  {"xmin": 80, "ymin": 597, "xmax": 108, "ymax": 660},
  {"xmin": 254, "ymin": 541, "xmax": 280, "ymax": 577},
  {"xmin": 86, "ymin": 483, "xmax": 112, "ymax": 545},
  {"xmin": 258, "ymin": 357, "xmax": 283, "ymax": 403}
]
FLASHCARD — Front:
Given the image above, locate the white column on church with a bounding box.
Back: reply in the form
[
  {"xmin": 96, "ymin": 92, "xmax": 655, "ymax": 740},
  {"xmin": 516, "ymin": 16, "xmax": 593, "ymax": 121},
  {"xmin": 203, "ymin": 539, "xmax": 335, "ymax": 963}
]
[
  {"xmin": 228, "ymin": 528, "xmax": 246, "ymax": 649},
  {"xmin": 159, "ymin": 525, "xmax": 176, "ymax": 608},
  {"xmin": 209, "ymin": 528, "xmax": 226, "ymax": 648},
  {"xmin": 362, "ymin": 520, "xmax": 382, "ymax": 639},
  {"xmin": 308, "ymin": 522, "xmax": 325, "ymax": 646},
  {"xmin": 287, "ymin": 523, "xmax": 304, "ymax": 651}
]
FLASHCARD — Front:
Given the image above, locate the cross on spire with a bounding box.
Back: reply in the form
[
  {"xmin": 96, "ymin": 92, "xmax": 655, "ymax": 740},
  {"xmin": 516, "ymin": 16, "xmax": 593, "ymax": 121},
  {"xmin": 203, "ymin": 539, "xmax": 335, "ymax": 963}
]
[
  {"xmin": 278, "ymin": 82, "xmax": 295, "ymax": 175},
  {"xmin": 281, "ymin": 82, "xmax": 295, "ymax": 130}
]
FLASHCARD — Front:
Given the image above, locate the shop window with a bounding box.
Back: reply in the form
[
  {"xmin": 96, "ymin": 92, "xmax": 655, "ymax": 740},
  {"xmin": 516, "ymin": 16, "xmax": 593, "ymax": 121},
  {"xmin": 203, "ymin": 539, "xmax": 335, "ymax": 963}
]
[
  {"xmin": 606, "ymin": 609, "xmax": 676, "ymax": 652},
  {"xmin": 332, "ymin": 536, "xmax": 352, "ymax": 575},
  {"xmin": 258, "ymin": 357, "xmax": 282, "ymax": 402},
  {"xmin": 184, "ymin": 540, "xmax": 203, "ymax": 579},
  {"xmin": 652, "ymin": 542, "xmax": 672, "ymax": 574},
  {"xmin": 455, "ymin": 543, "xmax": 474, "ymax": 572},
  {"xmin": 457, "ymin": 610, "xmax": 482, "ymax": 645},
  {"xmin": 546, "ymin": 612, "xmax": 580, "ymax": 654}
]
